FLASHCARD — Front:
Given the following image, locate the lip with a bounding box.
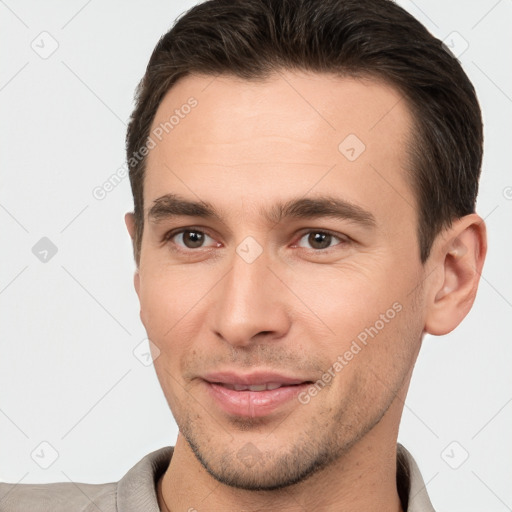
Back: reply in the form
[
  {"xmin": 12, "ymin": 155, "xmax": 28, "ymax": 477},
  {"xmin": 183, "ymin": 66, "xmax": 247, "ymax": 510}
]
[{"xmin": 202, "ymin": 371, "xmax": 312, "ymax": 418}]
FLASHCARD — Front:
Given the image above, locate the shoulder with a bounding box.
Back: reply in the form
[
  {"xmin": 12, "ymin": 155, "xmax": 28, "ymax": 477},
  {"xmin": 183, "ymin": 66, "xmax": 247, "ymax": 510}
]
[
  {"xmin": 0, "ymin": 481, "xmax": 117, "ymax": 512},
  {"xmin": 0, "ymin": 446, "xmax": 173, "ymax": 512}
]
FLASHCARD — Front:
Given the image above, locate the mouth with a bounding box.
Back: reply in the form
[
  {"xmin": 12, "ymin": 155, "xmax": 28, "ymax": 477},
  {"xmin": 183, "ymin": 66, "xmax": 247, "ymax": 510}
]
[
  {"xmin": 211, "ymin": 382, "xmax": 306, "ymax": 391},
  {"xmin": 201, "ymin": 371, "xmax": 314, "ymax": 418}
]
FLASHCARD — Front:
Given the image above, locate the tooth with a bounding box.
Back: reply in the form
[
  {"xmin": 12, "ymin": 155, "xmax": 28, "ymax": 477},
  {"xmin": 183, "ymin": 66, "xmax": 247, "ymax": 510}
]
[
  {"xmin": 224, "ymin": 383, "xmax": 285, "ymax": 391},
  {"xmin": 248, "ymin": 384, "xmax": 267, "ymax": 391}
]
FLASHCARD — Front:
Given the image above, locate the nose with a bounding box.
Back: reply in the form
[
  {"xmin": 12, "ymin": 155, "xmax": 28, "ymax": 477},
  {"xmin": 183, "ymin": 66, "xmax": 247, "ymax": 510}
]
[{"xmin": 210, "ymin": 248, "xmax": 291, "ymax": 348}]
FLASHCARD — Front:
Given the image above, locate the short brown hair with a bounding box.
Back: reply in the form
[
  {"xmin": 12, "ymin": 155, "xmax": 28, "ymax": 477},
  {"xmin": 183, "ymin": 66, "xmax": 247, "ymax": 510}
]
[{"xmin": 126, "ymin": 0, "xmax": 483, "ymax": 264}]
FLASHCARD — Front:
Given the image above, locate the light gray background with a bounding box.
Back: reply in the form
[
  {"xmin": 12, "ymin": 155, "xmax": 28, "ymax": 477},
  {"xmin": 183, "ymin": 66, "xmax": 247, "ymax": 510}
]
[{"xmin": 0, "ymin": 1, "xmax": 510, "ymax": 510}]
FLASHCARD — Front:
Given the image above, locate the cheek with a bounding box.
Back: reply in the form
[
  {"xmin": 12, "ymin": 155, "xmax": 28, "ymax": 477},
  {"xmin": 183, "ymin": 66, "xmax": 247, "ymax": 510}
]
[
  {"xmin": 138, "ymin": 266, "xmax": 212, "ymax": 387},
  {"xmin": 321, "ymin": 300, "xmax": 422, "ymax": 425},
  {"xmin": 352, "ymin": 297, "xmax": 423, "ymax": 387},
  {"xmin": 294, "ymin": 263, "xmax": 422, "ymax": 388},
  {"xmin": 294, "ymin": 263, "xmax": 403, "ymax": 340},
  {"xmin": 138, "ymin": 267, "xmax": 199, "ymax": 340}
]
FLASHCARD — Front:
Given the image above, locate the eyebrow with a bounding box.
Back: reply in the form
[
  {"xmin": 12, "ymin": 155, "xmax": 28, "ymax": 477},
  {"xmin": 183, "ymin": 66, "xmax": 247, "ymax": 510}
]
[{"xmin": 147, "ymin": 193, "xmax": 376, "ymax": 228}]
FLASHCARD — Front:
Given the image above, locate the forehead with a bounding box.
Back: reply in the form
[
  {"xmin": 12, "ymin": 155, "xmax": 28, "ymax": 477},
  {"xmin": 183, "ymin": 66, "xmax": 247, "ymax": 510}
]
[{"xmin": 144, "ymin": 71, "xmax": 416, "ymax": 228}]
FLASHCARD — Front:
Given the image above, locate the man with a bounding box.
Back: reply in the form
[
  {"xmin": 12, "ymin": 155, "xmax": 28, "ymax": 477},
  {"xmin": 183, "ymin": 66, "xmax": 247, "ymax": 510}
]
[{"xmin": 0, "ymin": 0, "xmax": 486, "ymax": 510}]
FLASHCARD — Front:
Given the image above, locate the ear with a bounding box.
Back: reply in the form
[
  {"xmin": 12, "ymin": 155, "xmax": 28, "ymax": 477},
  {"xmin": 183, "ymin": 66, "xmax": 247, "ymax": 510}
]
[
  {"xmin": 124, "ymin": 212, "xmax": 140, "ymax": 297},
  {"xmin": 424, "ymin": 213, "xmax": 487, "ymax": 336}
]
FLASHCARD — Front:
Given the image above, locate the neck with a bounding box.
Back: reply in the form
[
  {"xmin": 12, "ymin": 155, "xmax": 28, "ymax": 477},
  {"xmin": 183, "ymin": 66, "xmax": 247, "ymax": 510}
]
[{"xmin": 159, "ymin": 396, "xmax": 406, "ymax": 512}]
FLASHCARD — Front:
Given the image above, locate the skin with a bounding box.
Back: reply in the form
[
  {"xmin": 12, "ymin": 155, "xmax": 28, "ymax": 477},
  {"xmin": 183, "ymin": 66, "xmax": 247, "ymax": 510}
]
[{"xmin": 125, "ymin": 71, "xmax": 486, "ymax": 511}]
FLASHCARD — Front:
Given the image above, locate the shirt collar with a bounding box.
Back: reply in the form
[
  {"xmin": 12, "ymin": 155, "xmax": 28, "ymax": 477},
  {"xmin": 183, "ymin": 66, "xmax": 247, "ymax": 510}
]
[{"xmin": 397, "ymin": 443, "xmax": 436, "ymax": 511}]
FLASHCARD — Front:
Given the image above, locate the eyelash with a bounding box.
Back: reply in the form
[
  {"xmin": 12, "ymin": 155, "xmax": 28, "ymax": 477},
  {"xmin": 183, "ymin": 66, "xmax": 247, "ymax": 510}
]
[{"xmin": 162, "ymin": 227, "xmax": 349, "ymax": 254}]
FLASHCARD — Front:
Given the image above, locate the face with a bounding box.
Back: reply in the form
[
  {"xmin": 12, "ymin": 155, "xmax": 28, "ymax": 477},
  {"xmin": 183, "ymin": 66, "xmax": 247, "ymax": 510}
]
[{"xmin": 133, "ymin": 71, "xmax": 429, "ymax": 490}]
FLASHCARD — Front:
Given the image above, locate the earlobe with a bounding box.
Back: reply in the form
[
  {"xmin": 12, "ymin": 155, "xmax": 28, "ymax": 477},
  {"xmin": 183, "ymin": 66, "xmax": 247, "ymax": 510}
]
[{"xmin": 424, "ymin": 214, "xmax": 487, "ymax": 336}]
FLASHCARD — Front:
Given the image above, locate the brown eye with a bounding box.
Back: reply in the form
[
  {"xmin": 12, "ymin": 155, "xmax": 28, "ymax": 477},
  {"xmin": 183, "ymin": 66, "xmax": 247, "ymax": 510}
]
[
  {"xmin": 308, "ymin": 232, "xmax": 332, "ymax": 249},
  {"xmin": 168, "ymin": 229, "xmax": 216, "ymax": 250},
  {"xmin": 181, "ymin": 230, "xmax": 205, "ymax": 248},
  {"xmin": 296, "ymin": 231, "xmax": 345, "ymax": 251}
]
